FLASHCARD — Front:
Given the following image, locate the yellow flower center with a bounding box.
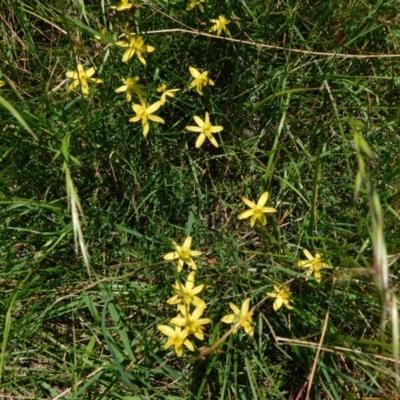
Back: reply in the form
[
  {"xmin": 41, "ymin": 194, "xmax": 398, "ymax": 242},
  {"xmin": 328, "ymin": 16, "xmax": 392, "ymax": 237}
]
[
  {"xmin": 179, "ymin": 248, "xmax": 191, "ymax": 260},
  {"xmin": 253, "ymin": 206, "xmax": 264, "ymax": 219},
  {"xmin": 203, "ymin": 122, "xmax": 213, "ymax": 137}
]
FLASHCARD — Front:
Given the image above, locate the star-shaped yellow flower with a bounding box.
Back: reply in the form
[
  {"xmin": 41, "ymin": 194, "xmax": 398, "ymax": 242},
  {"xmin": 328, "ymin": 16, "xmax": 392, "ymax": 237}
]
[
  {"xmin": 221, "ymin": 298, "xmax": 254, "ymax": 337},
  {"xmin": 187, "ymin": 0, "xmax": 205, "ymax": 12},
  {"xmin": 111, "ymin": 0, "xmax": 139, "ymax": 11},
  {"xmin": 186, "ymin": 112, "xmax": 223, "ymax": 148},
  {"xmin": 65, "ymin": 63, "xmax": 103, "ymax": 98},
  {"xmin": 157, "ymin": 325, "xmax": 195, "ymax": 357},
  {"xmin": 129, "ymin": 98, "xmax": 164, "ymax": 137},
  {"xmin": 209, "ymin": 15, "xmax": 231, "ymax": 37},
  {"xmin": 116, "ymin": 34, "xmax": 155, "ymax": 65},
  {"xmin": 157, "ymin": 83, "xmax": 180, "ymax": 105},
  {"xmin": 296, "ymin": 249, "xmax": 332, "ymax": 283},
  {"xmin": 167, "ymin": 271, "xmax": 206, "ymax": 308},
  {"xmin": 267, "ymin": 285, "xmax": 294, "ymax": 311},
  {"xmin": 163, "ymin": 236, "xmax": 202, "ymax": 272},
  {"xmin": 0, "ymin": 80, "xmax": 5, "ymax": 87},
  {"xmin": 171, "ymin": 304, "xmax": 211, "ymax": 340},
  {"xmin": 238, "ymin": 191, "xmax": 277, "ymax": 227},
  {"xmin": 115, "ymin": 76, "xmax": 145, "ymax": 101},
  {"xmin": 188, "ymin": 67, "xmax": 215, "ymax": 95}
]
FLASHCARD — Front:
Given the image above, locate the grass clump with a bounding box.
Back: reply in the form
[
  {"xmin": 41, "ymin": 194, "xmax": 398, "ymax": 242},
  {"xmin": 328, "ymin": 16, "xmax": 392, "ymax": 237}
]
[{"xmin": 1, "ymin": 0, "xmax": 400, "ymax": 398}]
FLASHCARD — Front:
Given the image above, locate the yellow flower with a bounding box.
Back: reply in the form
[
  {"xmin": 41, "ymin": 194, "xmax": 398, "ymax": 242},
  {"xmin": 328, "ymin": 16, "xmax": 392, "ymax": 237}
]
[
  {"xmin": 163, "ymin": 236, "xmax": 202, "ymax": 272},
  {"xmin": 221, "ymin": 298, "xmax": 254, "ymax": 337},
  {"xmin": 116, "ymin": 34, "xmax": 155, "ymax": 65},
  {"xmin": 267, "ymin": 285, "xmax": 294, "ymax": 311},
  {"xmin": 167, "ymin": 271, "xmax": 206, "ymax": 308},
  {"xmin": 157, "ymin": 325, "xmax": 195, "ymax": 357},
  {"xmin": 115, "ymin": 76, "xmax": 145, "ymax": 101},
  {"xmin": 0, "ymin": 80, "xmax": 5, "ymax": 87},
  {"xmin": 110, "ymin": 0, "xmax": 138, "ymax": 11},
  {"xmin": 65, "ymin": 63, "xmax": 103, "ymax": 98},
  {"xmin": 129, "ymin": 98, "xmax": 164, "ymax": 137},
  {"xmin": 209, "ymin": 15, "xmax": 231, "ymax": 37},
  {"xmin": 186, "ymin": 112, "xmax": 223, "ymax": 148},
  {"xmin": 296, "ymin": 249, "xmax": 333, "ymax": 283},
  {"xmin": 187, "ymin": 0, "xmax": 205, "ymax": 12},
  {"xmin": 238, "ymin": 191, "xmax": 277, "ymax": 228},
  {"xmin": 157, "ymin": 83, "xmax": 180, "ymax": 105},
  {"xmin": 170, "ymin": 304, "xmax": 211, "ymax": 340},
  {"xmin": 188, "ymin": 66, "xmax": 215, "ymax": 95}
]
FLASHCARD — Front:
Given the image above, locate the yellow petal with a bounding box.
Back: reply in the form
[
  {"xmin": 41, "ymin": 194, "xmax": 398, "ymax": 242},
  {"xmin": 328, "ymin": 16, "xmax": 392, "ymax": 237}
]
[
  {"xmin": 148, "ymin": 115, "xmax": 165, "ymax": 124},
  {"xmin": 170, "ymin": 316, "xmax": 186, "ymax": 326},
  {"xmin": 147, "ymin": 101, "xmax": 162, "ymax": 114},
  {"xmin": 142, "ymin": 122, "xmax": 150, "ymax": 137},
  {"xmin": 183, "ymin": 339, "xmax": 195, "ymax": 352},
  {"xmin": 208, "ymin": 135, "xmax": 219, "ymax": 148},
  {"xmin": 163, "ymin": 251, "xmax": 179, "ymax": 260},
  {"xmin": 195, "ymin": 133, "xmax": 206, "ymax": 148},
  {"xmin": 80, "ymin": 80, "xmax": 89, "ymax": 97},
  {"xmin": 136, "ymin": 52, "xmax": 147, "ymax": 65},
  {"xmin": 221, "ymin": 314, "xmax": 236, "ymax": 324},
  {"xmin": 258, "ymin": 213, "xmax": 267, "ymax": 226},
  {"xmin": 296, "ymin": 260, "xmax": 312, "ymax": 268},
  {"xmin": 65, "ymin": 71, "xmax": 77, "ymax": 79},
  {"xmin": 122, "ymin": 48, "xmax": 135, "ymax": 62},
  {"xmin": 115, "ymin": 40, "xmax": 129, "ymax": 47},
  {"xmin": 257, "ymin": 191, "xmax": 269, "ymax": 207},
  {"xmin": 189, "ymin": 66, "xmax": 200, "ymax": 78},
  {"xmin": 303, "ymin": 249, "xmax": 314, "ymax": 261},
  {"xmin": 85, "ymin": 67, "xmax": 96, "ymax": 78},
  {"xmin": 241, "ymin": 298, "xmax": 250, "ymax": 315},
  {"xmin": 242, "ymin": 197, "xmax": 257, "ymax": 209},
  {"xmin": 158, "ymin": 325, "xmax": 175, "ymax": 337},
  {"xmin": 229, "ymin": 302, "xmax": 240, "ymax": 314},
  {"xmin": 273, "ymin": 297, "xmax": 283, "ymax": 311},
  {"xmin": 182, "ymin": 236, "xmax": 192, "ymax": 248},
  {"xmin": 211, "ymin": 125, "xmax": 223, "ymax": 133},
  {"xmin": 186, "ymin": 126, "xmax": 203, "ymax": 133},
  {"xmin": 115, "ymin": 85, "xmax": 128, "ymax": 93},
  {"xmin": 238, "ymin": 209, "xmax": 254, "ymax": 220},
  {"xmin": 193, "ymin": 115, "xmax": 204, "ymax": 127},
  {"xmin": 261, "ymin": 207, "xmax": 277, "ymax": 213}
]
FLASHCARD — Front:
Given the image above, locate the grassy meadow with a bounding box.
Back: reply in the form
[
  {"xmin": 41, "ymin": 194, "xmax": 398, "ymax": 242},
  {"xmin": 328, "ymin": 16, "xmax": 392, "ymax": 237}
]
[{"xmin": 1, "ymin": 0, "xmax": 400, "ymax": 398}]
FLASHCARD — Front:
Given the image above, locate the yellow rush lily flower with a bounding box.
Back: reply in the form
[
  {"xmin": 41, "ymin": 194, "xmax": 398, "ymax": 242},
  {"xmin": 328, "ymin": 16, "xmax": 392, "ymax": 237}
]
[
  {"xmin": 167, "ymin": 271, "xmax": 206, "ymax": 308},
  {"xmin": 296, "ymin": 249, "xmax": 333, "ymax": 283},
  {"xmin": 170, "ymin": 304, "xmax": 211, "ymax": 340},
  {"xmin": 157, "ymin": 83, "xmax": 180, "ymax": 105},
  {"xmin": 110, "ymin": 0, "xmax": 139, "ymax": 11},
  {"xmin": 163, "ymin": 236, "xmax": 202, "ymax": 272},
  {"xmin": 221, "ymin": 298, "xmax": 254, "ymax": 337},
  {"xmin": 188, "ymin": 66, "xmax": 215, "ymax": 95},
  {"xmin": 186, "ymin": 112, "xmax": 223, "ymax": 148},
  {"xmin": 187, "ymin": 0, "xmax": 205, "ymax": 12},
  {"xmin": 0, "ymin": 80, "xmax": 5, "ymax": 87},
  {"xmin": 267, "ymin": 285, "xmax": 294, "ymax": 311},
  {"xmin": 65, "ymin": 63, "xmax": 103, "ymax": 98},
  {"xmin": 129, "ymin": 98, "xmax": 164, "ymax": 137},
  {"xmin": 115, "ymin": 76, "xmax": 145, "ymax": 101},
  {"xmin": 209, "ymin": 15, "xmax": 231, "ymax": 37},
  {"xmin": 157, "ymin": 325, "xmax": 195, "ymax": 357},
  {"xmin": 116, "ymin": 34, "xmax": 155, "ymax": 65},
  {"xmin": 238, "ymin": 191, "xmax": 277, "ymax": 227}
]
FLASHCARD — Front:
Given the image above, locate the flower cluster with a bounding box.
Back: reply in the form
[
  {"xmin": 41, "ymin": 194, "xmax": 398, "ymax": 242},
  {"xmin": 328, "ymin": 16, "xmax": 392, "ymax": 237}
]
[
  {"xmin": 60, "ymin": 0, "xmax": 336, "ymax": 358},
  {"xmin": 159, "ymin": 238, "xmax": 211, "ymax": 357}
]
